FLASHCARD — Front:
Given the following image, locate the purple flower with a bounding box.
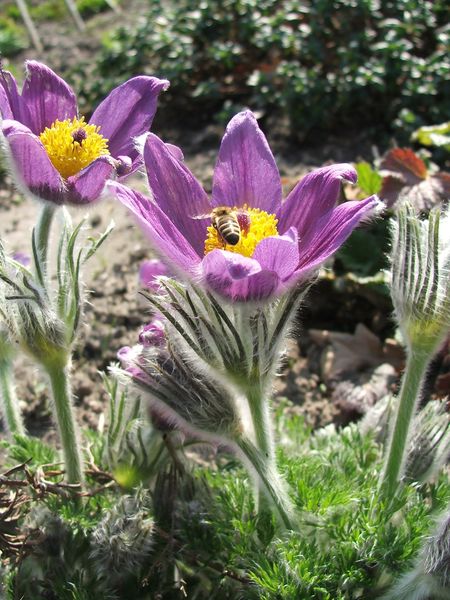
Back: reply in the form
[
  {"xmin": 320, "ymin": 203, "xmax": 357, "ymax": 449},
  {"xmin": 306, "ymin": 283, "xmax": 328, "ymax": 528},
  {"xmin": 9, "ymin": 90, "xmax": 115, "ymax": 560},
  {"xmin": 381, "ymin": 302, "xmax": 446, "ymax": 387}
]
[
  {"xmin": 138, "ymin": 319, "xmax": 166, "ymax": 347},
  {"xmin": 117, "ymin": 344, "xmax": 148, "ymax": 381},
  {"xmin": 0, "ymin": 61, "xmax": 168, "ymax": 205},
  {"xmin": 139, "ymin": 259, "xmax": 168, "ymax": 292},
  {"xmin": 111, "ymin": 111, "xmax": 381, "ymax": 302}
]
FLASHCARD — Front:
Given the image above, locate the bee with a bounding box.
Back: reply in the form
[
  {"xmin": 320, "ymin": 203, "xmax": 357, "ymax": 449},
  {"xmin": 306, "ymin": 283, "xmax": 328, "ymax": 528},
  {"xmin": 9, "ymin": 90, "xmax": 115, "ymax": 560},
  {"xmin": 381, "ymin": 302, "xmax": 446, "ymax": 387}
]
[{"xmin": 193, "ymin": 206, "xmax": 250, "ymax": 247}]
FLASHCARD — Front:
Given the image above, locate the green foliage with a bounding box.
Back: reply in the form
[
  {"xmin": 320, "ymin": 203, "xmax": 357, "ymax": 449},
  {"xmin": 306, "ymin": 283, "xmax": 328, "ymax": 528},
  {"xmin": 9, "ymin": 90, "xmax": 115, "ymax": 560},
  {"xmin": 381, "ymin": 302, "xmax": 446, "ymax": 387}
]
[
  {"xmin": 412, "ymin": 122, "xmax": 450, "ymax": 152},
  {"xmin": 1, "ymin": 418, "xmax": 449, "ymax": 599},
  {"xmin": 1, "ymin": 434, "xmax": 57, "ymax": 467},
  {"xmin": 0, "ymin": 17, "xmax": 27, "ymax": 57},
  {"xmin": 76, "ymin": 0, "xmax": 114, "ymax": 18},
  {"xmin": 76, "ymin": 0, "xmax": 450, "ymax": 139},
  {"xmin": 336, "ymin": 217, "xmax": 391, "ymax": 278},
  {"xmin": 355, "ymin": 161, "xmax": 383, "ymax": 196}
]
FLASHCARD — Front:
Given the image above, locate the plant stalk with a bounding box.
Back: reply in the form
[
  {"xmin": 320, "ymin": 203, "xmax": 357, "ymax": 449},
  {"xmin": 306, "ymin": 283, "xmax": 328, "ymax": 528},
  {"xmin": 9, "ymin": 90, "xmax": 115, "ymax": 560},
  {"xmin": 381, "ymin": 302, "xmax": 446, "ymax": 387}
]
[
  {"xmin": 237, "ymin": 436, "xmax": 293, "ymax": 530},
  {"xmin": 0, "ymin": 358, "xmax": 25, "ymax": 437},
  {"xmin": 381, "ymin": 350, "xmax": 430, "ymax": 499},
  {"xmin": 46, "ymin": 361, "xmax": 83, "ymax": 485},
  {"xmin": 34, "ymin": 203, "xmax": 56, "ymax": 285}
]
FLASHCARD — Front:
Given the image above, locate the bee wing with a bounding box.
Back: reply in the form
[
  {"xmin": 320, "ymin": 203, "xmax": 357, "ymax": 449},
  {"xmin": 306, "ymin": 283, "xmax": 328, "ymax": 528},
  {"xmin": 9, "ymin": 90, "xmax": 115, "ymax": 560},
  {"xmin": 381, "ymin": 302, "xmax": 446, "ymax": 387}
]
[{"xmin": 190, "ymin": 213, "xmax": 211, "ymax": 220}]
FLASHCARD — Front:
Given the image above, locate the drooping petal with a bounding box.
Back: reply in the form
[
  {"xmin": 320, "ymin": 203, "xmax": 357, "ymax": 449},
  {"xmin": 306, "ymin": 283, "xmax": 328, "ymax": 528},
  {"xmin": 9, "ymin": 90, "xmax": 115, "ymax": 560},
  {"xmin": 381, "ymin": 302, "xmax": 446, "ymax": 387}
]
[
  {"xmin": 212, "ymin": 111, "xmax": 282, "ymax": 213},
  {"xmin": 90, "ymin": 76, "xmax": 169, "ymax": 167},
  {"xmin": 294, "ymin": 195, "xmax": 382, "ymax": 278},
  {"xmin": 110, "ymin": 182, "xmax": 201, "ymax": 276},
  {"xmin": 21, "ymin": 61, "xmax": 77, "ymax": 135},
  {"xmin": 277, "ymin": 164, "xmax": 358, "ymax": 235},
  {"xmin": 2, "ymin": 119, "xmax": 65, "ymax": 203},
  {"xmin": 65, "ymin": 156, "xmax": 115, "ymax": 205},
  {"xmin": 252, "ymin": 227, "xmax": 299, "ymax": 281},
  {"xmin": 202, "ymin": 249, "xmax": 279, "ymax": 301},
  {"xmin": 143, "ymin": 133, "xmax": 211, "ymax": 255}
]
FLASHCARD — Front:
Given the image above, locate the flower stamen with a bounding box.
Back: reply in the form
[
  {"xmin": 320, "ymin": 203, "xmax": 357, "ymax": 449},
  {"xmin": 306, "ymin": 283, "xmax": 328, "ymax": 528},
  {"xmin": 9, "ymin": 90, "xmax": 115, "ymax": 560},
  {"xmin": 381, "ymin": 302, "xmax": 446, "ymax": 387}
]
[
  {"xmin": 39, "ymin": 117, "xmax": 109, "ymax": 179},
  {"xmin": 204, "ymin": 206, "xmax": 278, "ymax": 258}
]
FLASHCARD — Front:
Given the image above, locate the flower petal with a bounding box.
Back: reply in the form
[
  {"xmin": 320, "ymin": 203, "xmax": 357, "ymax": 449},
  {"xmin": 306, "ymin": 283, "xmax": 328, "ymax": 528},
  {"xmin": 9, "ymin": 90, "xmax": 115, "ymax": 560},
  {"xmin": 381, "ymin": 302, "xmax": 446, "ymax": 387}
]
[
  {"xmin": 90, "ymin": 76, "xmax": 169, "ymax": 166},
  {"xmin": 0, "ymin": 69, "xmax": 34, "ymax": 127},
  {"xmin": 21, "ymin": 61, "xmax": 77, "ymax": 135},
  {"xmin": 294, "ymin": 195, "xmax": 382, "ymax": 277},
  {"xmin": 212, "ymin": 111, "xmax": 282, "ymax": 213},
  {"xmin": 202, "ymin": 249, "xmax": 279, "ymax": 301},
  {"xmin": 143, "ymin": 133, "xmax": 211, "ymax": 255},
  {"xmin": 65, "ymin": 156, "xmax": 115, "ymax": 205},
  {"xmin": 110, "ymin": 182, "xmax": 201, "ymax": 276},
  {"xmin": 2, "ymin": 119, "xmax": 65, "ymax": 203},
  {"xmin": 252, "ymin": 227, "xmax": 299, "ymax": 281},
  {"xmin": 278, "ymin": 164, "xmax": 358, "ymax": 235},
  {"xmin": 139, "ymin": 259, "xmax": 169, "ymax": 291}
]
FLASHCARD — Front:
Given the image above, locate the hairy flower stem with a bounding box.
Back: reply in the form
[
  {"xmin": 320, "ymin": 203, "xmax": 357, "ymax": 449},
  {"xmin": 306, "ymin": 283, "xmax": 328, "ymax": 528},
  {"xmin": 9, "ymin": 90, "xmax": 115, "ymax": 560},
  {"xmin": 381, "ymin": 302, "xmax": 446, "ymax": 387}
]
[
  {"xmin": 45, "ymin": 361, "xmax": 83, "ymax": 485},
  {"xmin": 237, "ymin": 436, "xmax": 294, "ymax": 530},
  {"xmin": 33, "ymin": 203, "xmax": 56, "ymax": 285},
  {"xmin": 244, "ymin": 381, "xmax": 279, "ymax": 516},
  {"xmin": 0, "ymin": 357, "xmax": 25, "ymax": 436},
  {"xmin": 381, "ymin": 350, "xmax": 430, "ymax": 499}
]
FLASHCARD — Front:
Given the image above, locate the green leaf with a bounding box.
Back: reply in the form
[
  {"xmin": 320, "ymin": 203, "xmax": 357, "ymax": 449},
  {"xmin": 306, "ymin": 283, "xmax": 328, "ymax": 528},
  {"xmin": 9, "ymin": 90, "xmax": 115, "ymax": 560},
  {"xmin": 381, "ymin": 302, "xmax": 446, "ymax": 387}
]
[
  {"xmin": 412, "ymin": 122, "xmax": 450, "ymax": 152},
  {"xmin": 355, "ymin": 161, "xmax": 382, "ymax": 196}
]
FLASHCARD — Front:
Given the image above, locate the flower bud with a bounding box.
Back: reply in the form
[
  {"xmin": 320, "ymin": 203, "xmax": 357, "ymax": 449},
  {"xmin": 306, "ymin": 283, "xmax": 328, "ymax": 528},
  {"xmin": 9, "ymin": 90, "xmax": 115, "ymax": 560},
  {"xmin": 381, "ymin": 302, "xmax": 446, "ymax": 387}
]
[{"xmin": 391, "ymin": 204, "xmax": 450, "ymax": 355}]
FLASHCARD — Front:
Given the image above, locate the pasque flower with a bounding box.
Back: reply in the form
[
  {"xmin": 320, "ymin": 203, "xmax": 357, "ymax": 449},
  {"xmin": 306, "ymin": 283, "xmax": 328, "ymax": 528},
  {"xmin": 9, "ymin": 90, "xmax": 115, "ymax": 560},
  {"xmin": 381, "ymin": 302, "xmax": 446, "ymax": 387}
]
[
  {"xmin": 0, "ymin": 61, "xmax": 168, "ymax": 205},
  {"xmin": 111, "ymin": 110, "xmax": 380, "ymax": 302}
]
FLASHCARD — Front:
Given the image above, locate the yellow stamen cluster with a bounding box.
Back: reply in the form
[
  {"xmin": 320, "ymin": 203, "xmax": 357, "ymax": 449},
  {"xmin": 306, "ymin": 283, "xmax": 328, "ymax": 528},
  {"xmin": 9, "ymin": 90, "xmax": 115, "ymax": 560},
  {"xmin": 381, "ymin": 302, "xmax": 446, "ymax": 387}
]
[
  {"xmin": 204, "ymin": 207, "xmax": 278, "ymax": 258},
  {"xmin": 39, "ymin": 117, "xmax": 109, "ymax": 179}
]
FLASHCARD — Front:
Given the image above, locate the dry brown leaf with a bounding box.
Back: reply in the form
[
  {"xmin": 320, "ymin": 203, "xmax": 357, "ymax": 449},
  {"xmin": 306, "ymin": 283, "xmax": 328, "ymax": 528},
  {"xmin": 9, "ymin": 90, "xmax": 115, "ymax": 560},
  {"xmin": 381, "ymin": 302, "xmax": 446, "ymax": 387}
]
[{"xmin": 379, "ymin": 148, "xmax": 450, "ymax": 210}]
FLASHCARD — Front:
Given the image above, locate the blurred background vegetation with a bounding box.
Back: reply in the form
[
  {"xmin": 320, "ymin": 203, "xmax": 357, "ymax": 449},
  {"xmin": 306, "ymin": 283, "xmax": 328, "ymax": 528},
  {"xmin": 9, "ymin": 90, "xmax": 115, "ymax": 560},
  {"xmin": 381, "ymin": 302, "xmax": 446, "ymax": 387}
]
[{"xmin": 1, "ymin": 0, "xmax": 448, "ymax": 145}]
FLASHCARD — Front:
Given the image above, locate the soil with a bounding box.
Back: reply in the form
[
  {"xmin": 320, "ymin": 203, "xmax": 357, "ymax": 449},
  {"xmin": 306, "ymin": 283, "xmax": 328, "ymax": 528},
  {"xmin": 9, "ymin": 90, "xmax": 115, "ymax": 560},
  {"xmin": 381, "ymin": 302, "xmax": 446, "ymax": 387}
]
[{"xmin": 0, "ymin": 3, "xmax": 448, "ymax": 445}]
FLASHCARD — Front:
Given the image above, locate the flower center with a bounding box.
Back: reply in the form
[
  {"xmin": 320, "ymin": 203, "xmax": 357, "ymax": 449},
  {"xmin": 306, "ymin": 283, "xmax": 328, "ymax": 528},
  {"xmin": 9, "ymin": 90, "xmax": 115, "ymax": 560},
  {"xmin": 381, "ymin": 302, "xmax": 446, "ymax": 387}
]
[
  {"xmin": 39, "ymin": 117, "xmax": 109, "ymax": 179},
  {"xmin": 204, "ymin": 206, "xmax": 278, "ymax": 258}
]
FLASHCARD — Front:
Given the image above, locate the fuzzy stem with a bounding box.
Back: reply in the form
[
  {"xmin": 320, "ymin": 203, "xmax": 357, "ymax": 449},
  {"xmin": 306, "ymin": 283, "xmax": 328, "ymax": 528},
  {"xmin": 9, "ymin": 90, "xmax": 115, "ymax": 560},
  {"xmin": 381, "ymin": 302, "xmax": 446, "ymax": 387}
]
[
  {"xmin": 0, "ymin": 358, "xmax": 25, "ymax": 437},
  {"xmin": 45, "ymin": 361, "xmax": 83, "ymax": 485},
  {"xmin": 237, "ymin": 436, "xmax": 294, "ymax": 530},
  {"xmin": 381, "ymin": 350, "xmax": 430, "ymax": 499},
  {"xmin": 244, "ymin": 380, "xmax": 278, "ymax": 519},
  {"xmin": 34, "ymin": 203, "xmax": 56, "ymax": 284}
]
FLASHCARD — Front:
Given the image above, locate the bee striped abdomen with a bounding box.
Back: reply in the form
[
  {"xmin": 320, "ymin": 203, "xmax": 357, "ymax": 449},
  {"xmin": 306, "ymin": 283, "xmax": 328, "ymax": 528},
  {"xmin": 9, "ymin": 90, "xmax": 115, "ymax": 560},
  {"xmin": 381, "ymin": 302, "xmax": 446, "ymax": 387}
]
[{"xmin": 215, "ymin": 215, "xmax": 240, "ymax": 245}]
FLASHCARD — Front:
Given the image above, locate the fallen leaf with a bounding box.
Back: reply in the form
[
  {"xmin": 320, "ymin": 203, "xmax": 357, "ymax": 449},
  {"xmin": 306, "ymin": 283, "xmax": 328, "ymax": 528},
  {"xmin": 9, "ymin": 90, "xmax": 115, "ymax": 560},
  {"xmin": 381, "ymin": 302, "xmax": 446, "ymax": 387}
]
[{"xmin": 379, "ymin": 148, "xmax": 450, "ymax": 210}]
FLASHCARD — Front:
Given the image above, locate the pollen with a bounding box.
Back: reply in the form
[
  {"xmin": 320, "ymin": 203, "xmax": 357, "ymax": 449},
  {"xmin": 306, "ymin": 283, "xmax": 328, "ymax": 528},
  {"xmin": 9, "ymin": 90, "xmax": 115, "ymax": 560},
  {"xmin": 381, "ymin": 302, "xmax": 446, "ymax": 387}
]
[
  {"xmin": 204, "ymin": 206, "xmax": 278, "ymax": 258},
  {"xmin": 39, "ymin": 117, "xmax": 109, "ymax": 179}
]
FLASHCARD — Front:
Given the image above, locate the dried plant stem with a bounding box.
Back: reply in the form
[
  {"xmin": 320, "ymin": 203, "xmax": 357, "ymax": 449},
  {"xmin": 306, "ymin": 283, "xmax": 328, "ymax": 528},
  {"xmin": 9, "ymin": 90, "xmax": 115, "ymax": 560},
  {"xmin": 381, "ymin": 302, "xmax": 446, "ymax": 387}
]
[
  {"xmin": 0, "ymin": 357, "xmax": 25, "ymax": 436},
  {"xmin": 381, "ymin": 351, "xmax": 430, "ymax": 499},
  {"xmin": 46, "ymin": 361, "xmax": 83, "ymax": 485}
]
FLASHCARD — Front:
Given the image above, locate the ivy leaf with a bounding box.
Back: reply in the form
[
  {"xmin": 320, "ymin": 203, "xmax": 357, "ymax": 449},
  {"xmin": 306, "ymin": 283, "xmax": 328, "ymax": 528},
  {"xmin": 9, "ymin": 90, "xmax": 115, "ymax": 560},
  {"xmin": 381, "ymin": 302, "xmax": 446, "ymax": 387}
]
[{"xmin": 379, "ymin": 148, "xmax": 450, "ymax": 210}]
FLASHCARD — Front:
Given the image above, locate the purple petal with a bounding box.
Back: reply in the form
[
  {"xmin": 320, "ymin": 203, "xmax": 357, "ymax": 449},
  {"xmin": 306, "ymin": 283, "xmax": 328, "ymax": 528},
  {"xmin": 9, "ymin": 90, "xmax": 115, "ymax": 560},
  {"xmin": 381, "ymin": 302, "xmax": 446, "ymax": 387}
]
[
  {"xmin": 252, "ymin": 227, "xmax": 299, "ymax": 281},
  {"xmin": 90, "ymin": 76, "xmax": 169, "ymax": 167},
  {"xmin": 165, "ymin": 143, "xmax": 184, "ymax": 161},
  {"xmin": 110, "ymin": 182, "xmax": 201, "ymax": 276},
  {"xmin": 202, "ymin": 249, "xmax": 279, "ymax": 301},
  {"xmin": 212, "ymin": 111, "xmax": 282, "ymax": 214},
  {"xmin": 294, "ymin": 195, "xmax": 382, "ymax": 277},
  {"xmin": 212, "ymin": 111, "xmax": 281, "ymax": 213},
  {"xmin": 65, "ymin": 156, "xmax": 115, "ymax": 205},
  {"xmin": 278, "ymin": 164, "xmax": 358, "ymax": 235},
  {"xmin": 21, "ymin": 61, "xmax": 77, "ymax": 135},
  {"xmin": 0, "ymin": 69, "xmax": 30, "ymax": 124},
  {"xmin": 139, "ymin": 259, "xmax": 169, "ymax": 291},
  {"xmin": 139, "ymin": 319, "xmax": 166, "ymax": 347},
  {"xmin": 2, "ymin": 119, "xmax": 65, "ymax": 204},
  {"xmin": 143, "ymin": 133, "xmax": 211, "ymax": 255}
]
